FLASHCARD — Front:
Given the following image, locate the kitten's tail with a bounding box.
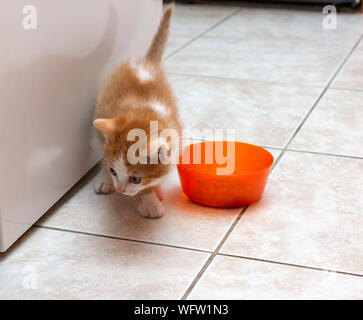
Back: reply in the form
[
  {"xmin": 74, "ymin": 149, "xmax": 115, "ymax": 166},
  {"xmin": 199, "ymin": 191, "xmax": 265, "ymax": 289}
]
[{"xmin": 145, "ymin": 4, "xmax": 174, "ymax": 64}]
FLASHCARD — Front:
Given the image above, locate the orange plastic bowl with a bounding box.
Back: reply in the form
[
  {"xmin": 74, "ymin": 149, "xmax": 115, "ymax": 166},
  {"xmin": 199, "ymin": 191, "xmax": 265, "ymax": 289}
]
[{"xmin": 177, "ymin": 141, "xmax": 274, "ymax": 208}]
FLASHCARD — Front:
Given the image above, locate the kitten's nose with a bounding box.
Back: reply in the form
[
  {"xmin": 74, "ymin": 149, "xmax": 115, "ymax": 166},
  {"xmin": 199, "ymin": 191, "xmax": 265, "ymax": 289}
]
[{"xmin": 116, "ymin": 186, "xmax": 126, "ymax": 194}]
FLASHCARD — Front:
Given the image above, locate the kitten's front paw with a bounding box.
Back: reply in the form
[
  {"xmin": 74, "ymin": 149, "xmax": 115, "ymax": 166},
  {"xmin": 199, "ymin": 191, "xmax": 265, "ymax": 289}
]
[
  {"xmin": 136, "ymin": 195, "xmax": 165, "ymax": 218},
  {"xmin": 94, "ymin": 180, "xmax": 115, "ymax": 194}
]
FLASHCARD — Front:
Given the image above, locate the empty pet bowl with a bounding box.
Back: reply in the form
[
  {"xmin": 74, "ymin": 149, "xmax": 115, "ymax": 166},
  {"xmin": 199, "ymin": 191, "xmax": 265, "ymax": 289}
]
[{"xmin": 177, "ymin": 141, "xmax": 274, "ymax": 208}]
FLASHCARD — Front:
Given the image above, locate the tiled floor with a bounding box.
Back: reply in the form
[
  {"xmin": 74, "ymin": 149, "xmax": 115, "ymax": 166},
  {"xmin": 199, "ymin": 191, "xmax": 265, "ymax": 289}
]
[{"xmin": 1, "ymin": 3, "xmax": 362, "ymax": 299}]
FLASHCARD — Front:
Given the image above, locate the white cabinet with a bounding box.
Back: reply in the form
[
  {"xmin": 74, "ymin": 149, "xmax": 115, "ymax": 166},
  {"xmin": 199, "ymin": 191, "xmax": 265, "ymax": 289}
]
[{"xmin": 0, "ymin": 0, "xmax": 162, "ymax": 251}]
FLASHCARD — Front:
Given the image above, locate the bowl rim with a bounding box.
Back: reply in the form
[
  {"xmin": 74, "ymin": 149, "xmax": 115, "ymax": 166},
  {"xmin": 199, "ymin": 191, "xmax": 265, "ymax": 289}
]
[{"xmin": 177, "ymin": 140, "xmax": 274, "ymax": 177}]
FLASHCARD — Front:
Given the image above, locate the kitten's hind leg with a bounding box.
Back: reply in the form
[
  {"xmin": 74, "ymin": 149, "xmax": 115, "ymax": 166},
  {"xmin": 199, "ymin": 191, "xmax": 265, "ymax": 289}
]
[
  {"xmin": 134, "ymin": 187, "xmax": 165, "ymax": 218},
  {"xmin": 94, "ymin": 166, "xmax": 115, "ymax": 194}
]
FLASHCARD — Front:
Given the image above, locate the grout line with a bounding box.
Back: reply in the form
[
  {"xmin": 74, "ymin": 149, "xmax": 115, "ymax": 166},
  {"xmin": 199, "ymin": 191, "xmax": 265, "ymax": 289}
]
[
  {"xmin": 329, "ymin": 86, "xmax": 363, "ymax": 93},
  {"xmin": 166, "ymin": 71, "xmax": 326, "ymax": 90},
  {"xmin": 246, "ymin": 145, "xmax": 282, "ymax": 151},
  {"xmin": 218, "ymin": 253, "xmax": 363, "ymax": 278},
  {"xmin": 183, "ymin": 140, "xmax": 362, "ymax": 161},
  {"xmin": 262, "ymin": 146, "xmax": 362, "ymax": 161},
  {"xmin": 285, "ymin": 148, "xmax": 363, "ymax": 160},
  {"xmin": 35, "ymin": 225, "xmax": 212, "ymax": 255},
  {"xmin": 180, "ymin": 206, "xmax": 249, "ymax": 300},
  {"xmin": 164, "ymin": 8, "xmax": 241, "ymax": 60}
]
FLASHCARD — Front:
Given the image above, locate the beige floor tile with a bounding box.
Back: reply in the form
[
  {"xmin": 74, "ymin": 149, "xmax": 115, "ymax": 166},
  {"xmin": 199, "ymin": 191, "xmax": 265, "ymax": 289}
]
[
  {"xmin": 165, "ymin": 4, "xmax": 238, "ymax": 56},
  {"xmin": 165, "ymin": 8, "xmax": 360, "ymax": 86},
  {"xmin": 169, "ymin": 74, "xmax": 321, "ymax": 147},
  {"xmin": 0, "ymin": 228, "xmax": 208, "ymax": 299},
  {"xmin": 221, "ymin": 151, "xmax": 363, "ymax": 274},
  {"xmin": 38, "ymin": 165, "xmax": 242, "ymax": 251},
  {"xmin": 290, "ymin": 89, "xmax": 363, "ymax": 157},
  {"xmin": 332, "ymin": 41, "xmax": 363, "ymax": 90},
  {"xmin": 189, "ymin": 255, "xmax": 363, "ymax": 299}
]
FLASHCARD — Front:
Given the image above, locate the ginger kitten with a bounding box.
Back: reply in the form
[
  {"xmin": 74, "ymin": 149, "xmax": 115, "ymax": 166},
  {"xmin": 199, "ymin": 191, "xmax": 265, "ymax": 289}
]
[{"xmin": 93, "ymin": 5, "xmax": 181, "ymax": 218}]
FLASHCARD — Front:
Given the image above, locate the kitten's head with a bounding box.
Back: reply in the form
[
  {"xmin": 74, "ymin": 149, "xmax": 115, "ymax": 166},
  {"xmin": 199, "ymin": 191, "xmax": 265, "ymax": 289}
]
[{"xmin": 93, "ymin": 116, "xmax": 175, "ymax": 196}]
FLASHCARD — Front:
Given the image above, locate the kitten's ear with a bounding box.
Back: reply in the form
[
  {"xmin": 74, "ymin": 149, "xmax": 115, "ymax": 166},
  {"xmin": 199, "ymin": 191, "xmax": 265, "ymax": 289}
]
[
  {"xmin": 93, "ymin": 116, "xmax": 128, "ymax": 137},
  {"xmin": 93, "ymin": 118, "xmax": 117, "ymax": 137}
]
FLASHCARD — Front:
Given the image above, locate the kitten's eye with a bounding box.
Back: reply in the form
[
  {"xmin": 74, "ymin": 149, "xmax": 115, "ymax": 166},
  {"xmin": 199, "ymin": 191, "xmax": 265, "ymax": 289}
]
[
  {"xmin": 110, "ymin": 168, "xmax": 117, "ymax": 176},
  {"xmin": 129, "ymin": 176, "xmax": 141, "ymax": 184}
]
